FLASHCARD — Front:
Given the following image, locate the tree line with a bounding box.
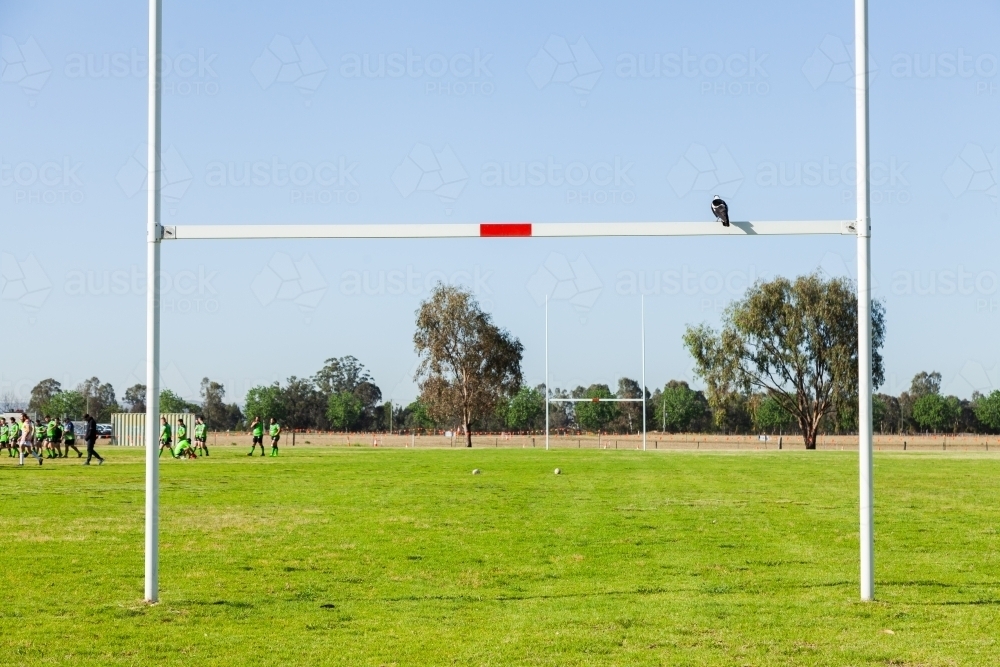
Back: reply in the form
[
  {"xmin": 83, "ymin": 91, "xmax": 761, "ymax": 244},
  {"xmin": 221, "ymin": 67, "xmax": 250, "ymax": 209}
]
[
  {"xmin": 18, "ymin": 367, "xmax": 1000, "ymax": 441},
  {"xmin": 241, "ymin": 356, "xmax": 389, "ymax": 432},
  {"xmin": 403, "ymin": 372, "xmax": 1000, "ymax": 438},
  {"xmin": 13, "ymin": 278, "xmax": 1000, "ymax": 447},
  {"xmin": 16, "ymin": 377, "xmax": 244, "ymax": 430}
]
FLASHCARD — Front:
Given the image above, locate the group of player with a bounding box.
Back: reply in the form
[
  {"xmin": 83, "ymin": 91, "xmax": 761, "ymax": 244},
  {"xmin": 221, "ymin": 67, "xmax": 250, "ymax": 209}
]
[
  {"xmin": 248, "ymin": 416, "xmax": 281, "ymax": 457},
  {"xmin": 2, "ymin": 412, "xmax": 284, "ymax": 464},
  {"xmin": 0, "ymin": 413, "xmax": 104, "ymax": 466},
  {"xmin": 157, "ymin": 415, "xmax": 210, "ymax": 459},
  {"xmin": 155, "ymin": 415, "xmax": 281, "ymax": 459}
]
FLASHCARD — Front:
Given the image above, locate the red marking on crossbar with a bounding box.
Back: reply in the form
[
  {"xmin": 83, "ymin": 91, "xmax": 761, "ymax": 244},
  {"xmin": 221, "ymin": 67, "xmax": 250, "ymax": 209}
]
[{"xmin": 480, "ymin": 223, "xmax": 532, "ymax": 237}]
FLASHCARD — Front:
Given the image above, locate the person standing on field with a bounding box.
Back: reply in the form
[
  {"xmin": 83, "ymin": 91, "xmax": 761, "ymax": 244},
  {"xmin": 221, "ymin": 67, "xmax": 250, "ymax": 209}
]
[
  {"xmin": 51, "ymin": 417, "xmax": 63, "ymax": 458},
  {"xmin": 41, "ymin": 415, "xmax": 53, "ymax": 458},
  {"xmin": 269, "ymin": 417, "xmax": 281, "ymax": 457},
  {"xmin": 63, "ymin": 417, "xmax": 82, "ymax": 458},
  {"xmin": 158, "ymin": 416, "xmax": 174, "ymax": 458},
  {"xmin": 248, "ymin": 416, "xmax": 265, "ymax": 456},
  {"xmin": 38, "ymin": 415, "xmax": 50, "ymax": 457},
  {"xmin": 194, "ymin": 415, "xmax": 209, "ymax": 457},
  {"xmin": 0, "ymin": 418, "xmax": 10, "ymax": 458},
  {"xmin": 7, "ymin": 418, "xmax": 20, "ymax": 458},
  {"xmin": 83, "ymin": 413, "xmax": 104, "ymax": 465},
  {"xmin": 2, "ymin": 418, "xmax": 16, "ymax": 457},
  {"xmin": 19, "ymin": 413, "xmax": 42, "ymax": 466}
]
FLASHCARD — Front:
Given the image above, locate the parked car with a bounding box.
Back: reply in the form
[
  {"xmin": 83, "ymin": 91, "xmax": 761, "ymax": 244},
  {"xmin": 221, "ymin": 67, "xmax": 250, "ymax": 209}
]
[{"xmin": 97, "ymin": 423, "xmax": 112, "ymax": 438}]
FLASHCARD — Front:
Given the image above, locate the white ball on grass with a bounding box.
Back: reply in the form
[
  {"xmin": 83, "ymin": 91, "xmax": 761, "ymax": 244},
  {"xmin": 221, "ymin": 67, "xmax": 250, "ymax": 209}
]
[
  {"xmin": 554, "ymin": 468, "xmax": 561, "ymax": 475},
  {"xmin": 472, "ymin": 468, "xmax": 481, "ymax": 475}
]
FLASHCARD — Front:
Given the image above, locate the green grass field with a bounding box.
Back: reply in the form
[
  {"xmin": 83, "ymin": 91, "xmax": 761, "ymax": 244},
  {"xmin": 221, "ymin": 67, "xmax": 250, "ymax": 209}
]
[{"xmin": 2, "ymin": 446, "xmax": 999, "ymax": 666}]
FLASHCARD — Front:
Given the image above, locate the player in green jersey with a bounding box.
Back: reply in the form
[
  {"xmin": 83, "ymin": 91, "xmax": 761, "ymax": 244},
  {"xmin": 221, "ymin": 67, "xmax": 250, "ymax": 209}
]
[
  {"xmin": 248, "ymin": 417, "xmax": 265, "ymax": 456},
  {"xmin": 63, "ymin": 417, "xmax": 82, "ymax": 457},
  {"xmin": 6, "ymin": 419, "xmax": 20, "ymax": 457},
  {"xmin": 193, "ymin": 416, "xmax": 209, "ymax": 456},
  {"xmin": 44, "ymin": 416, "xmax": 59, "ymax": 458},
  {"xmin": 52, "ymin": 418, "xmax": 63, "ymax": 457},
  {"xmin": 269, "ymin": 418, "xmax": 281, "ymax": 457},
  {"xmin": 0, "ymin": 418, "xmax": 11, "ymax": 457},
  {"xmin": 174, "ymin": 418, "xmax": 196, "ymax": 459},
  {"xmin": 158, "ymin": 417, "xmax": 175, "ymax": 458}
]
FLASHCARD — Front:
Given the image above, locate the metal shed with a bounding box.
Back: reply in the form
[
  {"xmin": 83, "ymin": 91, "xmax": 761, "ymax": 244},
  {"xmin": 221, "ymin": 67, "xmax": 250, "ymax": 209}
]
[{"xmin": 112, "ymin": 413, "xmax": 197, "ymax": 447}]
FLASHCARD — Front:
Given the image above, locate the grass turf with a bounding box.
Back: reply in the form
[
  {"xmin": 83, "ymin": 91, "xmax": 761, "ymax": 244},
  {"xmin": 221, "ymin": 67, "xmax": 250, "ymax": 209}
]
[{"xmin": 1, "ymin": 447, "xmax": 998, "ymax": 666}]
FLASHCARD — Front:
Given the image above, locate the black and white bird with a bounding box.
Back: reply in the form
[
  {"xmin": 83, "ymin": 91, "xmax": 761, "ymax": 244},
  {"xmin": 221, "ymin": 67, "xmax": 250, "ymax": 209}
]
[{"xmin": 711, "ymin": 195, "xmax": 730, "ymax": 227}]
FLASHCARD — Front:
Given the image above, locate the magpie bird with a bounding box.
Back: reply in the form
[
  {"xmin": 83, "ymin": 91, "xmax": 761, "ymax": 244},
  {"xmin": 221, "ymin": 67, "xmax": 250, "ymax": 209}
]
[{"xmin": 711, "ymin": 195, "xmax": 729, "ymax": 227}]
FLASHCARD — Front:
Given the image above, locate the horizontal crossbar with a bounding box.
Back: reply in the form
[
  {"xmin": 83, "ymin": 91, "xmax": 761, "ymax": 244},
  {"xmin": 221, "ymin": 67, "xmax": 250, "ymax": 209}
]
[{"xmin": 162, "ymin": 220, "xmax": 856, "ymax": 240}]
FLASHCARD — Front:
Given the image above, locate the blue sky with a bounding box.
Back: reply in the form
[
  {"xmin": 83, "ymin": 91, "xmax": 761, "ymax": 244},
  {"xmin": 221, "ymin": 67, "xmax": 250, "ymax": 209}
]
[{"xmin": 2, "ymin": 0, "xmax": 998, "ymax": 407}]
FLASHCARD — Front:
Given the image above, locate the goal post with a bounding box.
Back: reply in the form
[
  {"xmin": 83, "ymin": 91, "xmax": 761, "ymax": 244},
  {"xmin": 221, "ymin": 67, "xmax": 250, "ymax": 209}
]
[
  {"xmin": 142, "ymin": 0, "xmax": 875, "ymax": 604},
  {"xmin": 543, "ymin": 295, "xmax": 648, "ymax": 451},
  {"xmin": 161, "ymin": 220, "xmax": 857, "ymax": 240},
  {"xmin": 547, "ymin": 399, "xmax": 646, "ymax": 448}
]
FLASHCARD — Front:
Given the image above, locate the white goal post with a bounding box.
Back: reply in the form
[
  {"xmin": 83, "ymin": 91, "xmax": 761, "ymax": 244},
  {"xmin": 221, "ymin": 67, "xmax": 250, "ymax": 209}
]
[
  {"xmin": 142, "ymin": 0, "xmax": 874, "ymax": 603},
  {"xmin": 543, "ymin": 294, "xmax": 649, "ymax": 451}
]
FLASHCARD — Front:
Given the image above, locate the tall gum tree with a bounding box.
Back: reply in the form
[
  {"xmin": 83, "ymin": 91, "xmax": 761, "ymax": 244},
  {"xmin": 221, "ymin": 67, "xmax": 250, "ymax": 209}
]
[
  {"xmin": 414, "ymin": 285, "xmax": 523, "ymax": 447},
  {"xmin": 684, "ymin": 274, "xmax": 885, "ymax": 449}
]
